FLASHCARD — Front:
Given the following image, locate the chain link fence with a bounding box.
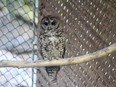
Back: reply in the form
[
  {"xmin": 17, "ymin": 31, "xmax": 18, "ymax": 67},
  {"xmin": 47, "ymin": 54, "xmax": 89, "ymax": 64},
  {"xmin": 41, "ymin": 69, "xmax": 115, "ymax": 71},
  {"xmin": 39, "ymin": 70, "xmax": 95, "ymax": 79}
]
[
  {"xmin": 0, "ymin": 0, "xmax": 116, "ymax": 87},
  {"xmin": 0, "ymin": 0, "xmax": 38, "ymax": 87}
]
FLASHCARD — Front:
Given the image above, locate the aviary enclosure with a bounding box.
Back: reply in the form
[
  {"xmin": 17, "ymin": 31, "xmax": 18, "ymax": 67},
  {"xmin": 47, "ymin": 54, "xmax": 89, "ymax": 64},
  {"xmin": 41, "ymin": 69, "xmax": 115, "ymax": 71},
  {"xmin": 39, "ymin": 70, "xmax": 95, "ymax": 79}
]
[{"xmin": 0, "ymin": 0, "xmax": 116, "ymax": 87}]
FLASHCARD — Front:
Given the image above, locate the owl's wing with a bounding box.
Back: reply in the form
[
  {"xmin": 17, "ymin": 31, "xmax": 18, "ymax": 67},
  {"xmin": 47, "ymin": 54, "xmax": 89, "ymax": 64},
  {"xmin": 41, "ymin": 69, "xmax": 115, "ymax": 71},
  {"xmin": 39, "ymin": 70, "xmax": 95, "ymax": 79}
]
[{"xmin": 59, "ymin": 36, "xmax": 65, "ymax": 58}]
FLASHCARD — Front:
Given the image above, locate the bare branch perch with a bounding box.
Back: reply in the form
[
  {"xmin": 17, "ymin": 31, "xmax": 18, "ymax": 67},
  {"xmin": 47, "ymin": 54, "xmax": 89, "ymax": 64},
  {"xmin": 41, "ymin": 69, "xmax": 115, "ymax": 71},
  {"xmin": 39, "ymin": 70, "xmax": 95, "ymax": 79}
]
[{"xmin": 0, "ymin": 43, "xmax": 116, "ymax": 68}]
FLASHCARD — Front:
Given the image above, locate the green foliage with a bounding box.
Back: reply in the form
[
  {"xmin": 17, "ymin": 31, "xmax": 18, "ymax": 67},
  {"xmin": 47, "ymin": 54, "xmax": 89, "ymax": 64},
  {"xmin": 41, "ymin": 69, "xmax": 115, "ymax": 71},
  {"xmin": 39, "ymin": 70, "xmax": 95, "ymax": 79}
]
[{"xmin": 0, "ymin": 0, "xmax": 38, "ymax": 23}]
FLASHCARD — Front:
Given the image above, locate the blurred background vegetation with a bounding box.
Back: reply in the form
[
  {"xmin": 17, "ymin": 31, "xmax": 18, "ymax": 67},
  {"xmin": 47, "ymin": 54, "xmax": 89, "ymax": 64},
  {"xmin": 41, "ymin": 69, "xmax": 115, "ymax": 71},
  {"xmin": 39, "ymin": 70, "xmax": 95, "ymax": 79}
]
[{"xmin": 0, "ymin": 0, "xmax": 38, "ymax": 24}]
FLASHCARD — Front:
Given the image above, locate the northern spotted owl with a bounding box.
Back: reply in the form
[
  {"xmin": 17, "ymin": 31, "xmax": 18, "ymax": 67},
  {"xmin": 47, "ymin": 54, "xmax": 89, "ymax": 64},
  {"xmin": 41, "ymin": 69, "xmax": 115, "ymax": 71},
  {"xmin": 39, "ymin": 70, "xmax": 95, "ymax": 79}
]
[{"xmin": 40, "ymin": 15, "xmax": 65, "ymax": 82}]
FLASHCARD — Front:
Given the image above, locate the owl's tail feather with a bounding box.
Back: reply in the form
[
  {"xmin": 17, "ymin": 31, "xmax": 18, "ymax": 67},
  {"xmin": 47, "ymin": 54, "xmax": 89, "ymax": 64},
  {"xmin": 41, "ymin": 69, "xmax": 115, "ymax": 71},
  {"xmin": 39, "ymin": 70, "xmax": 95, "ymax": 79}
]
[{"xmin": 45, "ymin": 66, "xmax": 60, "ymax": 83}]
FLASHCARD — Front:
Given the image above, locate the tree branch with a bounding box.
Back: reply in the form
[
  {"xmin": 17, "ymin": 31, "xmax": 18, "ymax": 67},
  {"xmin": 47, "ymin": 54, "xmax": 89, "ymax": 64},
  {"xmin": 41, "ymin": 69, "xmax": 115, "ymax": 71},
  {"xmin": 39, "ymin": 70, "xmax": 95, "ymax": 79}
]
[{"xmin": 0, "ymin": 43, "xmax": 116, "ymax": 68}]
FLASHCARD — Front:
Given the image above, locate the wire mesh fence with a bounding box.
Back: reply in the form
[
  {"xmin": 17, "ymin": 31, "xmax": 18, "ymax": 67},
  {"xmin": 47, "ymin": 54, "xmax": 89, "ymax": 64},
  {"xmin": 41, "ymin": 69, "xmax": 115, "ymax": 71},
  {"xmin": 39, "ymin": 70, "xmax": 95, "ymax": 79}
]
[
  {"xmin": 0, "ymin": 0, "xmax": 116, "ymax": 87},
  {"xmin": 0, "ymin": 0, "xmax": 38, "ymax": 87},
  {"xmin": 37, "ymin": 0, "xmax": 116, "ymax": 87}
]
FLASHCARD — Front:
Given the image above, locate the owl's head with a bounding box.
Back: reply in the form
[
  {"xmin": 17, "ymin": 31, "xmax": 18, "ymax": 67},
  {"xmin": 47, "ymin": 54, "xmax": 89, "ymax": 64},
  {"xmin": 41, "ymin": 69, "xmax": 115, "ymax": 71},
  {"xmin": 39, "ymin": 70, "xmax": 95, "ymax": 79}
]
[{"xmin": 41, "ymin": 15, "xmax": 60, "ymax": 32}]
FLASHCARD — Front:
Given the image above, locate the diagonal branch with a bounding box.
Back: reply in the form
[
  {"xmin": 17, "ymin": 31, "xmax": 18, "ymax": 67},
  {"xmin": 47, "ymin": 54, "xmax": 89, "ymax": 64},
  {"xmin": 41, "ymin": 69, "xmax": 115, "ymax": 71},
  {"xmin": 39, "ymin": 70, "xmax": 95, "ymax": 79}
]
[{"xmin": 0, "ymin": 42, "xmax": 116, "ymax": 68}]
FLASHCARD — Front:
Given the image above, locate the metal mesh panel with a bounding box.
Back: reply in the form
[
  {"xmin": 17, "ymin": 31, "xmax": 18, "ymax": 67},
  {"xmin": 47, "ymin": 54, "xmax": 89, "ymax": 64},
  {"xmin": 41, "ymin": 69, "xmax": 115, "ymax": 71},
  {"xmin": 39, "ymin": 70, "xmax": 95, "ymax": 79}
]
[
  {"xmin": 0, "ymin": 0, "xmax": 116, "ymax": 87},
  {"xmin": 37, "ymin": 0, "xmax": 116, "ymax": 87},
  {"xmin": 0, "ymin": 0, "xmax": 37, "ymax": 87}
]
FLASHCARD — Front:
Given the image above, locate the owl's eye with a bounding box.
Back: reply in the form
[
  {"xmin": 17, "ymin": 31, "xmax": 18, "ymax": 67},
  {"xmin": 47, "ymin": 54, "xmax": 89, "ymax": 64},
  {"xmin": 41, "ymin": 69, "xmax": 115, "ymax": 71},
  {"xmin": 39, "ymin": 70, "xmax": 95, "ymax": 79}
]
[
  {"xmin": 51, "ymin": 21, "xmax": 56, "ymax": 26},
  {"xmin": 44, "ymin": 21, "xmax": 48, "ymax": 26}
]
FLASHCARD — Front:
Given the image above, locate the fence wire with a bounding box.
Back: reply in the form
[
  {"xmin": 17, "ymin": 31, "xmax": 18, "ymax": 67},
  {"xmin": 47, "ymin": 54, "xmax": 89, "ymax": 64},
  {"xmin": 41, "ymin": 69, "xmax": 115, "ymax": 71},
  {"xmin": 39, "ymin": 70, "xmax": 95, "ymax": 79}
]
[
  {"xmin": 0, "ymin": 0, "xmax": 38, "ymax": 87},
  {"xmin": 37, "ymin": 0, "xmax": 116, "ymax": 87},
  {"xmin": 0, "ymin": 0, "xmax": 116, "ymax": 87}
]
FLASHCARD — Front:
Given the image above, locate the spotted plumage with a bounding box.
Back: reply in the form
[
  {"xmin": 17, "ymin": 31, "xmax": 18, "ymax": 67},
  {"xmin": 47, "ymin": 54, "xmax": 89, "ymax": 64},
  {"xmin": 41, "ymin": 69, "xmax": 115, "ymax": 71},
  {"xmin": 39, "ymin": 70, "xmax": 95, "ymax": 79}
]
[{"xmin": 40, "ymin": 15, "xmax": 65, "ymax": 82}]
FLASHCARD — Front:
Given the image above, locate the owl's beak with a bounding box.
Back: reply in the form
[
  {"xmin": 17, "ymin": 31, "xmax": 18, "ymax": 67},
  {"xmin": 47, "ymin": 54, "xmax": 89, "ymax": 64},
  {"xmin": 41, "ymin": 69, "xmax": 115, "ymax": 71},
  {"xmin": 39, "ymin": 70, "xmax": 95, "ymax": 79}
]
[{"xmin": 48, "ymin": 26, "xmax": 52, "ymax": 30}]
